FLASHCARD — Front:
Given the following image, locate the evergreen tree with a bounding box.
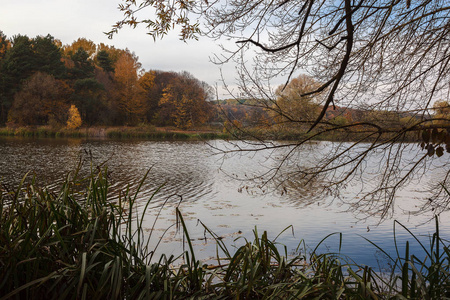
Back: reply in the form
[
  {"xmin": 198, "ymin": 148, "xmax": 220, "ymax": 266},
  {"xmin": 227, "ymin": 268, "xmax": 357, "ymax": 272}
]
[
  {"xmin": 69, "ymin": 47, "xmax": 94, "ymax": 79},
  {"xmin": 96, "ymin": 50, "xmax": 114, "ymax": 73},
  {"xmin": 0, "ymin": 31, "xmax": 10, "ymax": 124},
  {"xmin": 33, "ymin": 34, "xmax": 66, "ymax": 78},
  {"xmin": 71, "ymin": 78, "xmax": 105, "ymax": 125},
  {"xmin": 3, "ymin": 35, "xmax": 35, "ymax": 88},
  {"xmin": 1, "ymin": 35, "xmax": 35, "ymax": 124},
  {"xmin": 66, "ymin": 46, "xmax": 106, "ymax": 125}
]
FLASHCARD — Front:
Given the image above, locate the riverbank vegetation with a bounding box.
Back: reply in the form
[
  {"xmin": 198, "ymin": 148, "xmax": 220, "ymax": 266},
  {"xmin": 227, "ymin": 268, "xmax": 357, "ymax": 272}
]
[
  {"xmin": 1, "ymin": 168, "xmax": 449, "ymax": 299},
  {"xmin": 0, "ymin": 125, "xmax": 229, "ymax": 140},
  {"xmin": 1, "ymin": 32, "xmax": 446, "ymax": 145}
]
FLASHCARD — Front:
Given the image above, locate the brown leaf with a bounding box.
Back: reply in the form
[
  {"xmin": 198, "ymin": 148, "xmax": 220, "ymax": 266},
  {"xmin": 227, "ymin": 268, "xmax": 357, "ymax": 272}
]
[
  {"xmin": 436, "ymin": 146, "xmax": 444, "ymax": 157},
  {"xmin": 427, "ymin": 144, "xmax": 435, "ymax": 157},
  {"xmin": 438, "ymin": 130, "xmax": 445, "ymax": 143},
  {"xmin": 446, "ymin": 131, "xmax": 450, "ymax": 144},
  {"xmin": 432, "ymin": 128, "xmax": 439, "ymax": 144},
  {"xmin": 422, "ymin": 130, "xmax": 430, "ymax": 144}
]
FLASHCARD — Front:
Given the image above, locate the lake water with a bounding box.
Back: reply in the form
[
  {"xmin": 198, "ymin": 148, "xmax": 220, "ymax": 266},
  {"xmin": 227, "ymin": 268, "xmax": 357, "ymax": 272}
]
[{"xmin": 1, "ymin": 136, "xmax": 449, "ymax": 269}]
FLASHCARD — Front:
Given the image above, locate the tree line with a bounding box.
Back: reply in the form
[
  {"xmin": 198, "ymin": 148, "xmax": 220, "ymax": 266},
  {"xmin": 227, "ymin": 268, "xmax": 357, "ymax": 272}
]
[
  {"xmin": 0, "ymin": 32, "xmax": 214, "ymax": 129},
  {"xmin": 217, "ymin": 74, "xmax": 450, "ymax": 143},
  {"xmin": 1, "ymin": 31, "xmax": 448, "ymax": 137}
]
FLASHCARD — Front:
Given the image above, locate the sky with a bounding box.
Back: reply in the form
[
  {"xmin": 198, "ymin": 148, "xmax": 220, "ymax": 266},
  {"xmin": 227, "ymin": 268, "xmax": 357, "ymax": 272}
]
[{"xmin": 1, "ymin": 0, "xmax": 236, "ymax": 97}]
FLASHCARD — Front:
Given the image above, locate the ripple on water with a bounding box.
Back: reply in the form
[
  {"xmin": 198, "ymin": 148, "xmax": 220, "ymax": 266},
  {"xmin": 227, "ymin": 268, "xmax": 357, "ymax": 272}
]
[{"xmin": 1, "ymin": 137, "xmax": 449, "ymax": 267}]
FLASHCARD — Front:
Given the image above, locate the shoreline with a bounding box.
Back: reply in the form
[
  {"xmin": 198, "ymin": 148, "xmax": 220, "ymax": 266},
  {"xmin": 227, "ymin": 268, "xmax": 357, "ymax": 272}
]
[
  {"xmin": 0, "ymin": 126, "xmax": 230, "ymax": 140},
  {"xmin": 0, "ymin": 125, "xmax": 420, "ymax": 143}
]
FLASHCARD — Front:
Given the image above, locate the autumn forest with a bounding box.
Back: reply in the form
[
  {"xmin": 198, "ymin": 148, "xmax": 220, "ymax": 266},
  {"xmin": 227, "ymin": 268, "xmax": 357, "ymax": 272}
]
[
  {"xmin": 1, "ymin": 31, "xmax": 445, "ymax": 140},
  {"xmin": 0, "ymin": 32, "xmax": 219, "ymax": 130}
]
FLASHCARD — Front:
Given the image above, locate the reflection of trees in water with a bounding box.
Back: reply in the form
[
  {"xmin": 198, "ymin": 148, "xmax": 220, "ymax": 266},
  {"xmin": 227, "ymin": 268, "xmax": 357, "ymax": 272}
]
[
  {"xmin": 2, "ymin": 138, "xmax": 449, "ymax": 221},
  {"xmin": 76, "ymin": 141, "xmax": 217, "ymax": 208},
  {"xmin": 224, "ymin": 140, "xmax": 449, "ymax": 220},
  {"xmin": 111, "ymin": 1, "xmax": 450, "ymax": 222},
  {"xmin": 0, "ymin": 139, "xmax": 216, "ymax": 210},
  {"xmin": 0, "ymin": 137, "xmax": 83, "ymax": 188}
]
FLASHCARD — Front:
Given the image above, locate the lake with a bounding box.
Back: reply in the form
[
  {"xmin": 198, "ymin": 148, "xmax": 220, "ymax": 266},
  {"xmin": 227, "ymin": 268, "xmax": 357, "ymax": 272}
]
[{"xmin": 1, "ymin": 136, "xmax": 449, "ymax": 269}]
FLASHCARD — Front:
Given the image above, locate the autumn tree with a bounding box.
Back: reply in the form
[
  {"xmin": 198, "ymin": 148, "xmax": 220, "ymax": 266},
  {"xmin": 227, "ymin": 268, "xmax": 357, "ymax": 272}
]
[
  {"xmin": 143, "ymin": 71, "xmax": 179, "ymax": 124},
  {"xmin": 0, "ymin": 31, "xmax": 8, "ymax": 60},
  {"xmin": 67, "ymin": 104, "xmax": 82, "ymax": 129},
  {"xmin": 432, "ymin": 100, "xmax": 450, "ymax": 126},
  {"xmin": 159, "ymin": 72, "xmax": 212, "ymax": 129},
  {"xmin": 212, "ymin": 98, "xmax": 270, "ymax": 129},
  {"xmin": 8, "ymin": 72, "xmax": 70, "ymax": 126},
  {"xmin": 63, "ymin": 38, "xmax": 96, "ymax": 58},
  {"xmin": 138, "ymin": 71, "xmax": 157, "ymax": 121},
  {"xmin": 273, "ymin": 74, "xmax": 322, "ymax": 130},
  {"xmin": 112, "ymin": 0, "xmax": 450, "ymax": 217},
  {"xmin": 433, "ymin": 101, "xmax": 450, "ymax": 118},
  {"xmin": 113, "ymin": 50, "xmax": 147, "ymax": 125}
]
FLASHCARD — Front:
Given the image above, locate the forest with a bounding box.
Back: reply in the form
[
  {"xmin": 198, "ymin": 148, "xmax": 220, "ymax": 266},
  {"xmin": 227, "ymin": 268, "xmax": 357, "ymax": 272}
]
[
  {"xmin": 0, "ymin": 32, "xmax": 215, "ymax": 130},
  {"xmin": 0, "ymin": 31, "xmax": 448, "ymax": 141}
]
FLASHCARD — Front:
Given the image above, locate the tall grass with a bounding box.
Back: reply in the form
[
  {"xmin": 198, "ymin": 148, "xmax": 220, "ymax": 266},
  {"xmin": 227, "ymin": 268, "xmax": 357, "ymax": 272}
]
[
  {"xmin": 105, "ymin": 128, "xmax": 230, "ymax": 140},
  {"xmin": 1, "ymin": 167, "xmax": 449, "ymax": 299},
  {"xmin": 0, "ymin": 126, "xmax": 231, "ymax": 140},
  {"xmin": 0, "ymin": 167, "xmax": 180, "ymax": 299}
]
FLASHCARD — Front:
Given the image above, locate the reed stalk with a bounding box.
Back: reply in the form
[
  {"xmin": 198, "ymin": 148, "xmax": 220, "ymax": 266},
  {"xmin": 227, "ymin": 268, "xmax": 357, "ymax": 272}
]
[{"xmin": 1, "ymin": 167, "xmax": 449, "ymax": 299}]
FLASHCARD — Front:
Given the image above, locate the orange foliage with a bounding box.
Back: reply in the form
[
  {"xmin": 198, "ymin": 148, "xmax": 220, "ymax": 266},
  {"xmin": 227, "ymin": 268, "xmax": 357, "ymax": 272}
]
[
  {"xmin": 113, "ymin": 51, "xmax": 147, "ymax": 125},
  {"xmin": 67, "ymin": 105, "xmax": 82, "ymax": 129},
  {"xmin": 8, "ymin": 72, "xmax": 71, "ymax": 125},
  {"xmin": 159, "ymin": 72, "xmax": 212, "ymax": 129},
  {"xmin": 1, "ymin": 33, "xmax": 215, "ymax": 128},
  {"xmin": 63, "ymin": 38, "xmax": 96, "ymax": 57}
]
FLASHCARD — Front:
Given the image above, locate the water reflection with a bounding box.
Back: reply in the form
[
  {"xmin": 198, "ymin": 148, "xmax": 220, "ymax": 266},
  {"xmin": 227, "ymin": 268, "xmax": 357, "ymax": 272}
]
[{"xmin": 0, "ymin": 136, "xmax": 449, "ymax": 267}]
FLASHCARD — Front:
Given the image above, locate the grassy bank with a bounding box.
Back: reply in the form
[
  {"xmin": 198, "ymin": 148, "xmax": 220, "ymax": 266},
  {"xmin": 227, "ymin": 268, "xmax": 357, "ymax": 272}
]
[
  {"xmin": 229, "ymin": 125, "xmax": 421, "ymax": 143},
  {"xmin": 0, "ymin": 126, "xmax": 230, "ymax": 140},
  {"xmin": 1, "ymin": 167, "xmax": 449, "ymax": 299},
  {"xmin": 0, "ymin": 125, "xmax": 420, "ymax": 144}
]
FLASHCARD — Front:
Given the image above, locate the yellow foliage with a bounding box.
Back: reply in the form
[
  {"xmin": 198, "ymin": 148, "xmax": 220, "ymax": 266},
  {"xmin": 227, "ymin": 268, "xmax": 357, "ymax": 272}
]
[
  {"xmin": 63, "ymin": 38, "xmax": 96, "ymax": 57},
  {"xmin": 67, "ymin": 105, "xmax": 82, "ymax": 129},
  {"xmin": 274, "ymin": 74, "xmax": 322, "ymax": 129},
  {"xmin": 114, "ymin": 51, "xmax": 147, "ymax": 125},
  {"xmin": 139, "ymin": 71, "xmax": 155, "ymax": 90},
  {"xmin": 159, "ymin": 73, "xmax": 211, "ymax": 129}
]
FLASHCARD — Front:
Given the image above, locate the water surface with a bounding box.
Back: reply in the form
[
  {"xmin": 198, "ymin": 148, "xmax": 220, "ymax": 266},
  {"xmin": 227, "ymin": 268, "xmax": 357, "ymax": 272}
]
[{"xmin": 1, "ymin": 136, "xmax": 449, "ymax": 268}]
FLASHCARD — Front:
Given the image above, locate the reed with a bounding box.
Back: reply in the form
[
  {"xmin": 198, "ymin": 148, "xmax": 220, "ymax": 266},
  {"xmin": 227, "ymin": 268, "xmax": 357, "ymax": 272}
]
[
  {"xmin": 105, "ymin": 128, "xmax": 230, "ymax": 140},
  {"xmin": 0, "ymin": 127, "xmax": 15, "ymax": 136},
  {"xmin": 0, "ymin": 166, "xmax": 165, "ymax": 299},
  {"xmin": 0, "ymin": 126, "xmax": 231, "ymax": 140},
  {"xmin": 1, "ymin": 167, "xmax": 449, "ymax": 299}
]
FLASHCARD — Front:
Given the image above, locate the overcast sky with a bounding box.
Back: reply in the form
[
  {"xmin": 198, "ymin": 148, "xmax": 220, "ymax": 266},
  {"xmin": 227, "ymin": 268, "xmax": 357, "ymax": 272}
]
[{"xmin": 1, "ymin": 0, "xmax": 237, "ymax": 97}]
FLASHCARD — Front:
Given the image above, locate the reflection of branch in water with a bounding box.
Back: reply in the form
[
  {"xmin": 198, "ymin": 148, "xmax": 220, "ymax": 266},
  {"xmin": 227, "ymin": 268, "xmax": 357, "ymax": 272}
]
[{"xmin": 213, "ymin": 135, "xmax": 449, "ymax": 221}]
